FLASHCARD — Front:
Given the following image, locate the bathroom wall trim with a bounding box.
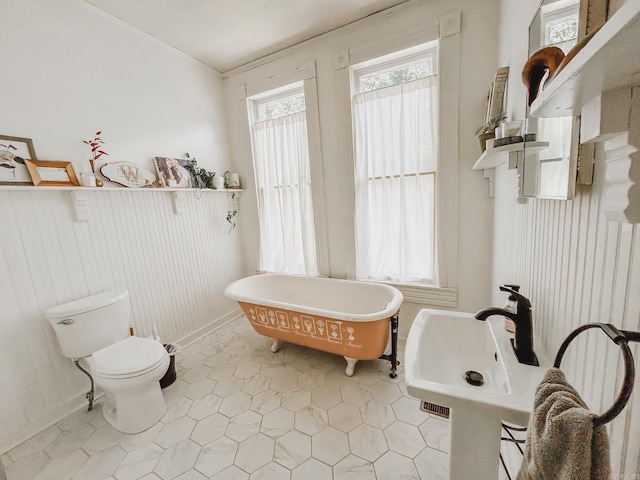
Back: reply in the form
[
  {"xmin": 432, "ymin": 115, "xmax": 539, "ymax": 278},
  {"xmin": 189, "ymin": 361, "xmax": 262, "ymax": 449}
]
[
  {"xmin": 0, "ymin": 390, "xmax": 89, "ymax": 454},
  {"xmin": 390, "ymin": 283, "xmax": 458, "ymax": 307},
  {"xmin": 176, "ymin": 307, "xmax": 244, "ymax": 349}
]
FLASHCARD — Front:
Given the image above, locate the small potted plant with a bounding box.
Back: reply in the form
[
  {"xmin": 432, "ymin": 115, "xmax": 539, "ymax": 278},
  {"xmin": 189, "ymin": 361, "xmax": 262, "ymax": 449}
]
[
  {"xmin": 183, "ymin": 158, "xmax": 216, "ymax": 189},
  {"xmin": 475, "ymin": 114, "xmax": 507, "ymax": 152}
]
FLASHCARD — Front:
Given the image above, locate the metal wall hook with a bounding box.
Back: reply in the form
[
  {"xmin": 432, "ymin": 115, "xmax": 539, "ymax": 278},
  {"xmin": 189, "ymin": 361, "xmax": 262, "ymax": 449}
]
[{"xmin": 554, "ymin": 323, "xmax": 640, "ymax": 426}]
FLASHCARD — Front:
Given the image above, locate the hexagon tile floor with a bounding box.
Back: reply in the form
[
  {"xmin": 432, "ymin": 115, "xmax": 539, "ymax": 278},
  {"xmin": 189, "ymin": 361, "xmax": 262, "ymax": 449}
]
[{"xmin": 4, "ymin": 315, "xmax": 500, "ymax": 480}]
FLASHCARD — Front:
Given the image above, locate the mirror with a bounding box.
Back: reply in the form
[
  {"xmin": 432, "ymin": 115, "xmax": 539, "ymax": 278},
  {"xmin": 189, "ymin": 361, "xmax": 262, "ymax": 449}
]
[{"xmin": 523, "ymin": 0, "xmax": 580, "ymax": 200}]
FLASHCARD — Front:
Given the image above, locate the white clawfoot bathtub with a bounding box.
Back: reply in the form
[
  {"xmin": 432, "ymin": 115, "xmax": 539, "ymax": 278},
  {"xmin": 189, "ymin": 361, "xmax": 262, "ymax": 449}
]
[{"xmin": 224, "ymin": 274, "xmax": 403, "ymax": 377}]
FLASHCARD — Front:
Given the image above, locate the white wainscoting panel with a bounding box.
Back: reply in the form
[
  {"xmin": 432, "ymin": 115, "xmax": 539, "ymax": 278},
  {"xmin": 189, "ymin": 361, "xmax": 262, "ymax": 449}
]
[
  {"xmin": 0, "ymin": 188, "xmax": 245, "ymax": 452},
  {"xmin": 492, "ymin": 159, "xmax": 640, "ymax": 475}
]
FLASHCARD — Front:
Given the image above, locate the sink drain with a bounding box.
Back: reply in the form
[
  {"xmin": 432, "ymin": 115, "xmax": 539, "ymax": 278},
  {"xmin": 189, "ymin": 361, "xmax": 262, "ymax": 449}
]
[{"xmin": 464, "ymin": 370, "xmax": 485, "ymax": 386}]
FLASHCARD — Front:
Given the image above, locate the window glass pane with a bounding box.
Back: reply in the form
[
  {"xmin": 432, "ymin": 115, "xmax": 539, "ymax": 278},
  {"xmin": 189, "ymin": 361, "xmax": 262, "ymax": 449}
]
[
  {"xmin": 250, "ymin": 87, "xmax": 318, "ymax": 276},
  {"xmin": 363, "ymin": 174, "xmax": 435, "ymax": 282},
  {"xmin": 542, "ymin": 5, "xmax": 578, "ymax": 53},
  {"xmin": 257, "ymin": 93, "xmax": 306, "ymax": 121},
  {"xmin": 352, "ymin": 47, "xmax": 439, "ymax": 285},
  {"xmin": 359, "ymin": 59, "xmax": 433, "ymax": 93},
  {"xmin": 355, "ymin": 78, "xmax": 437, "ymax": 175},
  {"xmin": 546, "ymin": 16, "xmax": 578, "ymax": 45}
]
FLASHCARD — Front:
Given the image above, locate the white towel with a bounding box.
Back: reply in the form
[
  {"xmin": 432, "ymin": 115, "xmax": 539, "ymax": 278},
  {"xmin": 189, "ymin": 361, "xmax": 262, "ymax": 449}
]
[{"xmin": 517, "ymin": 367, "xmax": 610, "ymax": 480}]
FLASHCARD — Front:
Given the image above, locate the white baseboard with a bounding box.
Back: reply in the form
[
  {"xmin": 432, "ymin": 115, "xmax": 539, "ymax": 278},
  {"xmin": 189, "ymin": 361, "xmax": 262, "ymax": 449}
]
[
  {"xmin": 0, "ymin": 392, "xmax": 93, "ymax": 455},
  {"xmin": 176, "ymin": 308, "xmax": 243, "ymax": 348}
]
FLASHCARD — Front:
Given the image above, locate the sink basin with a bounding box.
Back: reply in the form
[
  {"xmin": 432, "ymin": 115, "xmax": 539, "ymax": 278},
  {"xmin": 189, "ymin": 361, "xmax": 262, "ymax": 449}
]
[
  {"xmin": 411, "ymin": 310, "xmax": 510, "ymax": 396},
  {"xmin": 405, "ymin": 309, "xmax": 547, "ymax": 480}
]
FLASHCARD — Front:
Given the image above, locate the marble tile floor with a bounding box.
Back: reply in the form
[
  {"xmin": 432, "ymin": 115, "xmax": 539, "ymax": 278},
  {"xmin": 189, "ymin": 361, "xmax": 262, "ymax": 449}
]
[{"xmin": 2, "ymin": 316, "xmax": 520, "ymax": 480}]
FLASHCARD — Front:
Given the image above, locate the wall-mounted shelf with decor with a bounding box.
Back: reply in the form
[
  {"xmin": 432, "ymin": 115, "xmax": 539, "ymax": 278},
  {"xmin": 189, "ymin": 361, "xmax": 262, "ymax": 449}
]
[
  {"xmin": 0, "ymin": 185, "xmax": 241, "ymax": 193},
  {"xmin": 473, "ymin": 141, "xmax": 549, "ymax": 171},
  {"xmin": 530, "ymin": 0, "xmax": 640, "ymax": 118},
  {"xmin": 473, "ymin": 141, "xmax": 549, "ymax": 199}
]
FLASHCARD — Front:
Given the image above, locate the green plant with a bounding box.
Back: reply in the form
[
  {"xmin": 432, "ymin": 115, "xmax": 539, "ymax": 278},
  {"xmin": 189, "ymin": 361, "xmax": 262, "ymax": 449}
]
[
  {"xmin": 475, "ymin": 114, "xmax": 507, "ymax": 136},
  {"xmin": 183, "ymin": 158, "xmax": 216, "ymax": 189}
]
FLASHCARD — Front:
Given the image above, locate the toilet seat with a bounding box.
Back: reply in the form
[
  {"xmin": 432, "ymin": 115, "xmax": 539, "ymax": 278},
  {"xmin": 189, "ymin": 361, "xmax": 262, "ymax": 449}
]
[{"xmin": 92, "ymin": 336, "xmax": 167, "ymax": 378}]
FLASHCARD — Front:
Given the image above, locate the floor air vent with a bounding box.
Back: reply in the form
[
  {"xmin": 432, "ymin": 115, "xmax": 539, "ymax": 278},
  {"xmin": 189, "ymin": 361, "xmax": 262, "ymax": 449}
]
[{"xmin": 420, "ymin": 401, "xmax": 450, "ymax": 419}]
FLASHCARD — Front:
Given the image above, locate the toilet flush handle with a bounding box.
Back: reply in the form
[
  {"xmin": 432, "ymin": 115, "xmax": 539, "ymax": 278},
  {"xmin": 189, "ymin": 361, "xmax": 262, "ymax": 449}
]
[{"xmin": 57, "ymin": 319, "xmax": 74, "ymax": 325}]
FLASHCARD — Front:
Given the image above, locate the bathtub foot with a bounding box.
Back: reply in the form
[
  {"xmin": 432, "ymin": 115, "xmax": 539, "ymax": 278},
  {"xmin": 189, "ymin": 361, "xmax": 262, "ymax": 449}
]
[
  {"xmin": 344, "ymin": 357, "xmax": 358, "ymax": 377},
  {"xmin": 378, "ymin": 313, "xmax": 400, "ymax": 378},
  {"xmin": 270, "ymin": 339, "xmax": 282, "ymax": 353}
]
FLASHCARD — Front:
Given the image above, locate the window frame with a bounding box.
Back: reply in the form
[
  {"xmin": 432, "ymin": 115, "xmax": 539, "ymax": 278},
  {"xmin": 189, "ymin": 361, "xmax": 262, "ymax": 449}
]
[
  {"xmin": 350, "ymin": 43, "xmax": 439, "ymax": 286},
  {"xmin": 241, "ymin": 62, "xmax": 330, "ymax": 276},
  {"xmin": 334, "ymin": 13, "xmax": 461, "ymax": 305}
]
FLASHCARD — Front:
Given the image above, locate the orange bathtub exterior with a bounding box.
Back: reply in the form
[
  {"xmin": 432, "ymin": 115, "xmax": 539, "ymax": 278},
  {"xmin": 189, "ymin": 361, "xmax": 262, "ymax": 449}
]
[{"xmin": 238, "ymin": 301, "xmax": 392, "ymax": 360}]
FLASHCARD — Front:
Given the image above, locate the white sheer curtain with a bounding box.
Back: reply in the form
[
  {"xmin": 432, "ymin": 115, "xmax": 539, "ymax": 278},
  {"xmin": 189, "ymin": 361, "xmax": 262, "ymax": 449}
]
[
  {"xmin": 353, "ymin": 76, "xmax": 439, "ymax": 284},
  {"xmin": 252, "ymin": 111, "xmax": 319, "ymax": 275}
]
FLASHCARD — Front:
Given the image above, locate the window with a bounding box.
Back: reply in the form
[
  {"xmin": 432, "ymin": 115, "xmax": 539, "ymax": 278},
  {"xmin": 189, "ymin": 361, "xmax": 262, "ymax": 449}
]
[
  {"xmin": 351, "ymin": 43, "xmax": 439, "ymax": 285},
  {"xmin": 248, "ymin": 83, "xmax": 319, "ymax": 275},
  {"xmin": 542, "ymin": 5, "xmax": 578, "ymax": 53},
  {"xmin": 256, "ymin": 90, "xmax": 306, "ymax": 121}
]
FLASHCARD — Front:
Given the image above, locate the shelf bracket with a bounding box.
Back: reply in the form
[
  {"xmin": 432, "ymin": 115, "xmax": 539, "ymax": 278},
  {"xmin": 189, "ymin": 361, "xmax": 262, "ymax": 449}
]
[
  {"xmin": 172, "ymin": 191, "xmax": 185, "ymax": 215},
  {"xmin": 514, "ymin": 152, "xmax": 527, "ymax": 204},
  {"xmin": 69, "ymin": 191, "xmax": 90, "ymax": 222},
  {"xmin": 581, "ymin": 86, "xmax": 640, "ymax": 223},
  {"xmin": 484, "ymin": 169, "xmax": 495, "ymax": 198}
]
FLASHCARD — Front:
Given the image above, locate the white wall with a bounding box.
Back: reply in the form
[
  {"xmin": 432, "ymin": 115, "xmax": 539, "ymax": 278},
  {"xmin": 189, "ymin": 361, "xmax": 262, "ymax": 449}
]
[
  {"xmin": 0, "ymin": 0, "xmax": 231, "ymax": 175},
  {"xmin": 0, "ymin": 0, "xmax": 244, "ymax": 453},
  {"xmin": 496, "ymin": 0, "xmax": 640, "ymax": 474},
  {"xmin": 223, "ymin": 0, "xmax": 499, "ymax": 336}
]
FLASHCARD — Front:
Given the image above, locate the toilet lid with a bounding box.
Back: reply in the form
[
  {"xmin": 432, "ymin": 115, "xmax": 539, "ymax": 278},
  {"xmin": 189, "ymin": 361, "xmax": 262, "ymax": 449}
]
[{"xmin": 92, "ymin": 336, "xmax": 167, "ymax": 377}]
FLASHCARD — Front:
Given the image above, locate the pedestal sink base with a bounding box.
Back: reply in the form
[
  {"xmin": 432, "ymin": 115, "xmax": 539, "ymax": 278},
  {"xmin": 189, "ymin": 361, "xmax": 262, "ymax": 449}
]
[
  {"xmin": 449, "ymin": 405, "xmax": 502, "ymax": 480},
  {"xmin": 405, "ymin": 309, "xmax": 547, "ymax": 480}
]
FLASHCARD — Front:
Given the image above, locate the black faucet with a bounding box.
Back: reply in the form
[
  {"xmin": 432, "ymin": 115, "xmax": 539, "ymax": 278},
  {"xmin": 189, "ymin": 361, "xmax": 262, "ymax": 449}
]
[{"xmin": 475, "ymin": 285, "xmax": 539, "ymax": 366}]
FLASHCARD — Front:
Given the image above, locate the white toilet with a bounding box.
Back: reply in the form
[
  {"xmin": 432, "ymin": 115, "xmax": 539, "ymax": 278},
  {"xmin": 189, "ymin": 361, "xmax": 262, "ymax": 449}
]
[{"xmin": 46, "ymin": 289, "xmax": 170, "ymax": 434}]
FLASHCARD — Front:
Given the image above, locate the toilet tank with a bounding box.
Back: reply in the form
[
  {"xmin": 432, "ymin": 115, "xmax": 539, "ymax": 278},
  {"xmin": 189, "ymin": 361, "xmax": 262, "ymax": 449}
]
[{"xmin": 46, "ymin": 290, "xmax": 131, "ymax": 359}]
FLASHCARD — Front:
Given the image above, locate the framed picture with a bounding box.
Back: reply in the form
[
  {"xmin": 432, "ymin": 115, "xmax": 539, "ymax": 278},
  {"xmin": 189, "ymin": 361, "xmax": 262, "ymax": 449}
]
[
  {"xmin": 0, "ymin": 135, "xmax": 37, "ymax": 185},
  {"xmin": 154, "ymin": 157, "xmax": 195, "ymax": 188},
  {"xmin": 100, "ymin": 161, "xmax": 157, "ymax": 188},
  {"xmin": 25, "ymin": 160, "xmax": 80, "ymax": 186},
  {"xmin": 486, "ymin": 66, "xmax": 510, "ymax": 123},
  {"xmin": 578, "ymin": 0, "xmax": 608, "ymax": 40}
]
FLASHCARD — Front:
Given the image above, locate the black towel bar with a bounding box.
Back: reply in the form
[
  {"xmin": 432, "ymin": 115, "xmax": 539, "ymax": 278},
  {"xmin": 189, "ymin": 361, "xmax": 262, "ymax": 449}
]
[{"xmin": 554, "ymin": 323, "xmax": 640, "ymax": 427}]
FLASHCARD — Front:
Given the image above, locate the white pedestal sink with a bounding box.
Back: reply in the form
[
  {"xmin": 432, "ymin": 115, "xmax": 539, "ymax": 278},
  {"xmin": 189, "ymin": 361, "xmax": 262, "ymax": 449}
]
[{"xmin": 405, "ymin": 309, "xmax": 547, "ymax": 480}]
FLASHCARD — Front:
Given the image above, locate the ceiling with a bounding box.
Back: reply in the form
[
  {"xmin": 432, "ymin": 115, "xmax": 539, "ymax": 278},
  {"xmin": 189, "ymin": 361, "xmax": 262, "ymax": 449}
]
[{"xmin": 86, "ymin": 0, "xmax": 411, "ymax": 73}]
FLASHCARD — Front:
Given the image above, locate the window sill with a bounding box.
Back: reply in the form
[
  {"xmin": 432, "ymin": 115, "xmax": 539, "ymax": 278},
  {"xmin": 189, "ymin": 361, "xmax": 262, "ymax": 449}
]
[{"xmin": 367, "ymin": 280, "xmax": 458, "ymax": 307}]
